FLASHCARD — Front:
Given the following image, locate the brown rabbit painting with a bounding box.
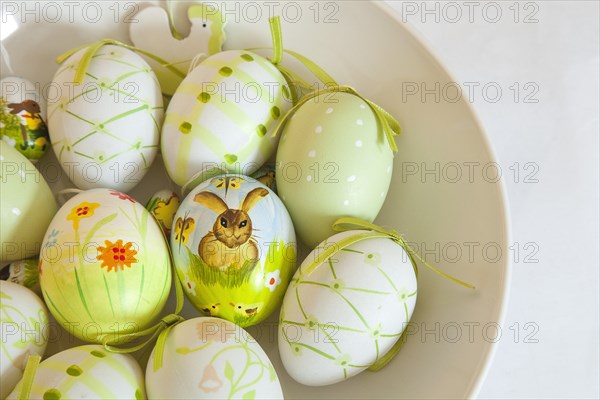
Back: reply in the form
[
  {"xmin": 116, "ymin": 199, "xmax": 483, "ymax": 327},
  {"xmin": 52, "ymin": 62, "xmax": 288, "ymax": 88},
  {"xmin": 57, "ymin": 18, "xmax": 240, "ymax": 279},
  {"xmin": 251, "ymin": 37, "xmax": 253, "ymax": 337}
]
[
  {"xmin": 194, "ymin": 188, "xmax": 269, "ymax": 270},
  {"xmin": 170, "ymin": 175, "xmax": 297, "ymax": 327}
]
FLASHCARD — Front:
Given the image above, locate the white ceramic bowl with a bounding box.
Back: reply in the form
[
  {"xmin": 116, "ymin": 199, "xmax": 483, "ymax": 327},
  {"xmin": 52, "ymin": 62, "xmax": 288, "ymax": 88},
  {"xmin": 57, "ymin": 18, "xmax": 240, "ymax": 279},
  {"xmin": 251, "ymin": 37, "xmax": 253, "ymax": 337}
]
[{"xmin": 1, "ymin": 1, "xmax": 510, "ymax": 398}]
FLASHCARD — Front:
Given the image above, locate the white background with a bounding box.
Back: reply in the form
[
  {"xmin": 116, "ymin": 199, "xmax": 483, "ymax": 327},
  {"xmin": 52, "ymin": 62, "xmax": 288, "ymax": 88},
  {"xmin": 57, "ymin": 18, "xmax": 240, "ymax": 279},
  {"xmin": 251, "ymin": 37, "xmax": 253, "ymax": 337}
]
[{"xmin": 385, "ymin": 1, "xmax": 600, "ymax": 398}]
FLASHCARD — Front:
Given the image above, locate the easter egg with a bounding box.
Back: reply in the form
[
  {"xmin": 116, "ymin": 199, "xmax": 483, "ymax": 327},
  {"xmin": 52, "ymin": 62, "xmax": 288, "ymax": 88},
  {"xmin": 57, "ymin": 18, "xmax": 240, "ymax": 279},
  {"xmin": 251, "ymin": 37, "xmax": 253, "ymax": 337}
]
[
  {"xmin": 0, "ymin": 77, "xmax": 50, "ymax": 161},
  {"xmin": 278, "ymin": 230, "xmax": 417, "ymax": 386},
  {"xmin": 161, "ymin": 50, "xmax": 292, "ymax": 186},
  {"xmin": 276, "ymin": 91, "xmax": 394, "ymax": 246},
  {"xmin": 47, "ymin": 44, "xmax": 163, "ymax": 192},
  {"xmin": 145, "ymin": 189, "xmax": 180, "ymax": 236},
  {"xmin": 0, "ymin": 141, "xmax": 58, "ymax": 263},
  {"xmin": 171, "ymin": 175, "xmax": 296, "ymax": 327},
  {"xmin": 0, "ymin": 257, "xmax": 40, "ymax": 294},
  {"xmin": 0, "ymin": 281, "xmax": 49, "ymax": 399},
  {"xmin": 146, "ymin": 317, "xmax": 282, "ymax": 399},
  {"xmin": 39, "ymin": 188, "xmax": 171, "ymax": 343},
  {"xmin": 7, "ymin": 345, "xmax": 145, "ymax": 399}
]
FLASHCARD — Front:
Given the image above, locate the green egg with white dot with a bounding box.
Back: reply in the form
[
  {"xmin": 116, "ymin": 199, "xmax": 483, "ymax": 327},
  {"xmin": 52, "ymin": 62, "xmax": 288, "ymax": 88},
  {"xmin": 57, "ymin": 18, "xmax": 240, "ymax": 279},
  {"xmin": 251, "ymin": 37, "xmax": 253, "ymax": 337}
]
[
  {"xmin": 7, "ymin": 345, "xmax": 146, "ymax": 399},
  {"xmin": 47, "ymin": 44, "xmax": 164, "ymax": 192},
  {"xmin": 278, "ymin": 230, "xmax": 417, "ymax": 386},
  {"xmin": 161, "ymin": 50, "xmax": 292, "ymax": 186},
  {"xmin": 276, "ymin": 91, "xmax": 395, "ymax": 247}
]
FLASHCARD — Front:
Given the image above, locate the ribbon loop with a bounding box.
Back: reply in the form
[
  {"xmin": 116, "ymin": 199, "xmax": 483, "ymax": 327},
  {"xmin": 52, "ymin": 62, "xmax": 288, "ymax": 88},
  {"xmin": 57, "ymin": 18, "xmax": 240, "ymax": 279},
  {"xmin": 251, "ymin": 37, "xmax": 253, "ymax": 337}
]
[
  {"xmin": 17, "ymin": 354, "xmax": 41, "ymax": 400},
  {"xmin": 56, "ymin": 39, "xmax": 186, "ymax": 85}
]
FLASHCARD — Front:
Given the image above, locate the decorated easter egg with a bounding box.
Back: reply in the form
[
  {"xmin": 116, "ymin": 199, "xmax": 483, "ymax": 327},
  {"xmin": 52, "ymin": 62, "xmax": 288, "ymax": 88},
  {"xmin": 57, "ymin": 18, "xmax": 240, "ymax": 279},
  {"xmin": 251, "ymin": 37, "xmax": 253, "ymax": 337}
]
[
  {"xmin": 276, "ymin": 91, "xmax": 395, "ymax": 246},
  {"xmin": 1, "ymin": 257, "xmax": 40, "ymax": 294},
  {"xmin": 146, "ymin": 189, "xmax": 180, "ymax": 236},
  {"xmin": 161, "ymin": 50, "xmax": 292, "ymax": 186},
  {"xmin": 0, "ymin": 77, "xmax": 50, "ymax": 161},
  {"xmin": 0, "ymin": 281, "xmax": 49, "ymax": 399},
  {"xmin": 130, "ymin": 3, "xmax": 226, "ymax": 97},
  {"xmin": 39, "ymin": 188, "xmax": 171, "ymax": 343},
  {"xmin": 47, "ymin": 43, "xmax": 163, "ymax": 192},
  {"xmin": 171, "ymin": 175, "xmax": 296, "ymax": 327},
  {"xmin": 278, "ymin": 230, "xmax": 417, "ymax": 386},
  {"xmin": 7, "ymin": 345, "xmax": 145, "ymax": 399},
  {"xmin": 0, "ymin": 141, "xmax": 58, "ymax": 263},
  {"xmin": 146, "ymin": 317, "xmax": 282, "ymax": 399}
]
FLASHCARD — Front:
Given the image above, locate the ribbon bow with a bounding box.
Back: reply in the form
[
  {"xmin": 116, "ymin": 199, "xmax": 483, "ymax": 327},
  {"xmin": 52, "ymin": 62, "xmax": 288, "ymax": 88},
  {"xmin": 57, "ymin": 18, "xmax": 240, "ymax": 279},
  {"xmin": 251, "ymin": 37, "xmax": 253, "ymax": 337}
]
[
  {"xmin": 303, "ymin": 216, "xmax": 475, "ymax": 288},
  {"xmin": 56, "ymin": 39, "xmax": 185, "ymax": 85}
]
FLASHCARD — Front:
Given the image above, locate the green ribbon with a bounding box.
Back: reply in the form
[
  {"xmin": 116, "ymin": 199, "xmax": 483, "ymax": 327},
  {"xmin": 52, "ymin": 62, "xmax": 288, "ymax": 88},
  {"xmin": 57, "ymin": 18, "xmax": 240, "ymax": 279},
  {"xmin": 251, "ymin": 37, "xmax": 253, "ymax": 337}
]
[
  {"xmin": 301, "ymin": 217, "xmax": 474, "ymax": 372},
  {"xmin": 272, "ymin": 85, "xmax": 401, "ymax": 153},
  {"xmin": 303, "ymin": 217, "xmax": 475, "ymax": 288},
  {"xmin": 101, "ymin": 224, "xmax": 186, "ymax": 372},
  {"xmin": 17, "ymin": 354, "xmax": 41, "ymax": 400},
  {"xmin": 56, "ymin": 39, "xmax": 186, "ymax": 85}
]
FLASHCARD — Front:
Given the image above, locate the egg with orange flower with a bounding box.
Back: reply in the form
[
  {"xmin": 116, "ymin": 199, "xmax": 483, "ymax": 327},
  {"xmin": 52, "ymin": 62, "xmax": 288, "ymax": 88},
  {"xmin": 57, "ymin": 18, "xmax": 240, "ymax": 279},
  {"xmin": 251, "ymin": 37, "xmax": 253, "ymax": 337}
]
[{"xmin": 38, "ymin": 188, "xmax": 172, "ymax": 344}]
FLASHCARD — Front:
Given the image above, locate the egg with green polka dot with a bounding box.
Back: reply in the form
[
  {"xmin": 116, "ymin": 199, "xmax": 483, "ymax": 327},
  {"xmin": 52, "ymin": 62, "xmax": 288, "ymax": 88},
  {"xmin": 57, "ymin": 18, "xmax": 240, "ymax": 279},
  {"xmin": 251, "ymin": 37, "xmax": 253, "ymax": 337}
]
[
  {"xmin": 161, "ymin": 50, "xmax": 292, "ymax": 186},
  {"xmin": 276, "ymin": 91, "xmax": 394, "ymax": 247},
  {"xmin": 7, "ymin": 345, "xmax": 146, "ymax": 399}
]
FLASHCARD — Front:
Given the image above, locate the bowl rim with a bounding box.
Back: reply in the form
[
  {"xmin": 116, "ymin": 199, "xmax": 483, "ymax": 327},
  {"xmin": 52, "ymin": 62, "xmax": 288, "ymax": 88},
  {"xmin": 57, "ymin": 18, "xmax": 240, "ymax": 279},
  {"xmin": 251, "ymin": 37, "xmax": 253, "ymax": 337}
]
[{"xmin": 372, "ymin": 2, "xmax": 513, "ymax": 398}]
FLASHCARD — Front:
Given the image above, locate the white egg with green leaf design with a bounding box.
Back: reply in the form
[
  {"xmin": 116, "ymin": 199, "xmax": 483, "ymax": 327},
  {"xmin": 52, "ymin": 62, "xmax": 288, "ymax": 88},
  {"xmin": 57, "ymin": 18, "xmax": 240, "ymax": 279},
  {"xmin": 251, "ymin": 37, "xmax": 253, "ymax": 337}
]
[
  {"xmin": 7, "ymin": 345, "xmax": 145, "ymax": 399},
  {"xmin": 146, "ymin": 317, "xmax": 282, "ymax": 400},
  {"xmin": 0, "ymin": 281, "xmax": 49, "ymax": 399},
  {"xmin": 278, "ymin": 230, "xmax": 418, "ymax": 386},
  {"xmin": 47, "ymin": 44, "xmax": 163, "ymax": 192},
  {"xmin": 161, "ymin": 50, "xmax": 292, "ymax": 186}
]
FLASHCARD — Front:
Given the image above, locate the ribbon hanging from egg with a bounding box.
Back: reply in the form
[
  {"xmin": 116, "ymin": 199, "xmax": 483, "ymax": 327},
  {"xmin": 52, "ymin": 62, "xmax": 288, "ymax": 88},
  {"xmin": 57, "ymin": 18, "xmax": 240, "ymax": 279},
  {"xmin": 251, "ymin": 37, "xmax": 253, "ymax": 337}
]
[{"xmin": 299, "ymin": 217, "xmax": 475, "ymax": 372}]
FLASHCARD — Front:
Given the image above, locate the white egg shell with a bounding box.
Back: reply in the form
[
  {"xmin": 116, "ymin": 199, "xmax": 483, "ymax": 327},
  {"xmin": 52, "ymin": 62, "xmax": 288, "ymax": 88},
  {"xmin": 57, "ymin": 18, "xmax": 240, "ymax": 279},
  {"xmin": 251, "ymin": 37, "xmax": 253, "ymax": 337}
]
[
  {"xmin": 7, "ymin": 345, "xmax": 145, "ymax": 399},
  {"xmin": 47, "ymin": 44, "xmax": 163, "ymax": 192},
  {"xmin": 146, "ymin": 317, "xmax": 283, "ymax": 399},
  {"xmin": 0, "ymin": 281, "xmax": 49, "ymax": 399},
  {"xmin": 278, "ymin": 230, "xmax": 418, "ymax": 386}
]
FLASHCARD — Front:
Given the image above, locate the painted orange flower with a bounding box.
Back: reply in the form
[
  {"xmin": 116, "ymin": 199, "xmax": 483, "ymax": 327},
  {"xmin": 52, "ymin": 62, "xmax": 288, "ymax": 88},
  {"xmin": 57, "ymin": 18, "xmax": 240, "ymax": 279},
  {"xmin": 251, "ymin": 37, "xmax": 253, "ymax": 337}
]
[
  {"xmin": 96, "ymin": 239, "xmax": 138, "ymax": 272},
  {"xmin": 66, "ymin": 202, "xmax": 100, "ymax": 230}
]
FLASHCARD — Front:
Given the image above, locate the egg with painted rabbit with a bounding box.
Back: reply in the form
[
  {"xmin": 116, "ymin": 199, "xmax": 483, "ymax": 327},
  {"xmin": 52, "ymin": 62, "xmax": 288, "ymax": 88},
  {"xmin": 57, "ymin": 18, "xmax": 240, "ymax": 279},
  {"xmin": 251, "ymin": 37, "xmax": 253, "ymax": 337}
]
[
  {"xmin": 145, "ymin": 317, "xmax": 283, "ymax": 399},
  {"xmin": 171, "ymin": 174, "xmax": 296, "ymax": 327},
  {"xmin": 39, "ymin": 188, "xmax": 171, "ymax": 344},
  {"xmin": 0, "ymin": 77, "xmax": 50, "ymax": 161},
  {"xmin": 7, "ymin": 345, "xmax": 145, "ymax": 399}
]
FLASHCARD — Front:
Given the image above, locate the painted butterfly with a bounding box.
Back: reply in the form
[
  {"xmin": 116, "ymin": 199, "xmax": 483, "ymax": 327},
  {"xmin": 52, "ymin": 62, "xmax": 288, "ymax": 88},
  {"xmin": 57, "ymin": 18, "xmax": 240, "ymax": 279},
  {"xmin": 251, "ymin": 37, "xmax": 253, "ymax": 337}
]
[{"xmin": 174, "ymin": 212, "xmax": 195, "ymax": 250}]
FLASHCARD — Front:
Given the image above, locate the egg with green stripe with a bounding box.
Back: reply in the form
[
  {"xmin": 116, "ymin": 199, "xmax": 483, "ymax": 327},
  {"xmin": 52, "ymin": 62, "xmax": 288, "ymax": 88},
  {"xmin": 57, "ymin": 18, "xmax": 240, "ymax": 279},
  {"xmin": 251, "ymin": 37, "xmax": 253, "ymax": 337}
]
[
  {"xmin": 7, "ymin": 345, "xmax": 145, "ymax": 399},
  {"xmin": 38, "ymin": 188, "xmax": 171, "ymax": 344},
  {"xmin": 162, "ymin": 50, "xmax": 292, "ymax": 186}
]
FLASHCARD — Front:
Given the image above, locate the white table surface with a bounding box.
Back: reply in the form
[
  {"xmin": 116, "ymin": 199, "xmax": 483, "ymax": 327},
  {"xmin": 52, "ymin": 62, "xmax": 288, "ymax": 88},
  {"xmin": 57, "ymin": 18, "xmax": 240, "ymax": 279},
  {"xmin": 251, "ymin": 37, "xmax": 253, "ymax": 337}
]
[{"xmin": 384, "ymin": 1, "xmax": 600, "ymax": 398}]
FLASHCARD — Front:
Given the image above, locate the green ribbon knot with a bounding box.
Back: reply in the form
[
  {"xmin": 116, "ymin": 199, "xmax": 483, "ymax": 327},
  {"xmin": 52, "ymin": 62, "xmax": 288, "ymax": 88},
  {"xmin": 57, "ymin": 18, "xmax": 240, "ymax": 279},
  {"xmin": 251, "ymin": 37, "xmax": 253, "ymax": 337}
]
[{"xmin": 56, "ymin": 38, "xmax": 186, "ymax": 85}]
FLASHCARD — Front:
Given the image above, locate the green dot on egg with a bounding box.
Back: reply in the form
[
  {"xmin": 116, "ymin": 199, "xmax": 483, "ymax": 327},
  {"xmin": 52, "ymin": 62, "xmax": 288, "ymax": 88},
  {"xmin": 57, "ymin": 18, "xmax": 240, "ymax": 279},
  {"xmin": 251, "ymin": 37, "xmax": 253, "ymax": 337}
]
[
  {"xmin": 135, "ymin": 388, "xmax": 143, "ymax": 400},
  {"xmin": 198, "ymin": 92, "xmax": 211, "ymax": 103},
  {"xmin": 256, "ymin": 124, "xmax": 267, "ymax": 137},
  {"xmin": 179, "ymin": 122, "xmax": 192, "ymax": 134},
  {"xmin": 90, "ymin": 350, "xmax": 106, "ymax": 358},
  {"xmin": 66, "ymin": 365, "xmax": 83, "ymax": 376},
  {"xmin": 271, "ymin": 106, "xmax": 281, "ymax": 119},
  {"xmin": 240, "ymin": 54, "xmax": 254, "ymax": 62},
  {"xmin": 43, "ymin": 389, "xmax": 62, "ymax": 400},
  {"xmin": 219, "ymin": 66, "xmax": 233, "ymax": 77},
  {"xmin": 224, "ymin": 154, "xmax": 238, "ymax": 164}
]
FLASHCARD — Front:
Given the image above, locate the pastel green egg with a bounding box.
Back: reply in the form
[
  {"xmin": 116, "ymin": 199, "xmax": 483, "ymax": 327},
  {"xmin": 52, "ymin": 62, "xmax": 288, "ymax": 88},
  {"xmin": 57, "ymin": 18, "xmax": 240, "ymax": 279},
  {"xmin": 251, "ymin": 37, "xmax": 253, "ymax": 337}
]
[
  {"xmin": 0, "ymin": 141, "xmax": 58, "ymax": 263},
  {"xmin": 39, "ymin": 189, "xmax": 171, "ymax": 344},
  {"xmin": 7, "ymin": 345, "xmax": 145, "ymax": 399},
  {"xmin": 161, "ymin": 50, "xmax": 292, "ymax": 186},
  {"xmin": 276, "ymin": 92, "xmax": 394, "ymax": 247}
]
